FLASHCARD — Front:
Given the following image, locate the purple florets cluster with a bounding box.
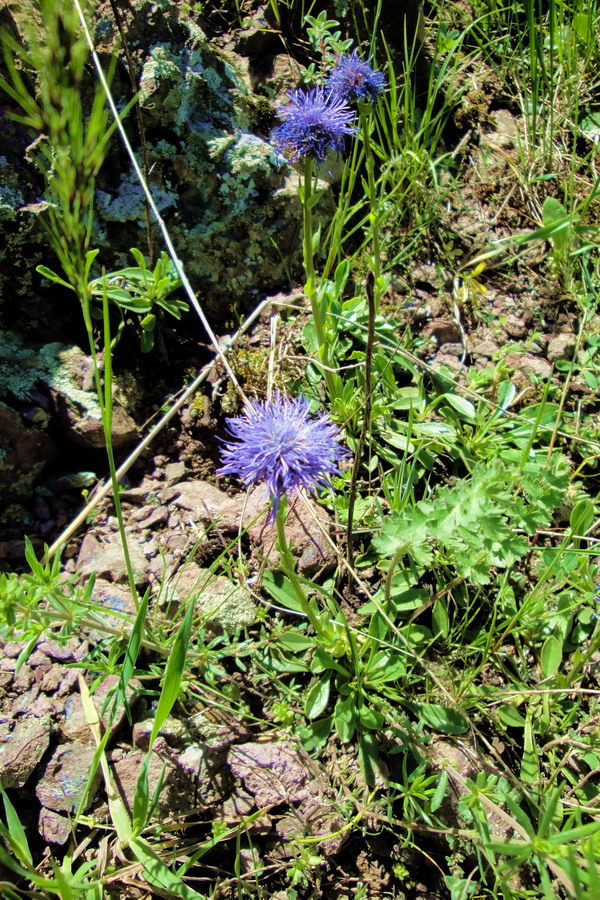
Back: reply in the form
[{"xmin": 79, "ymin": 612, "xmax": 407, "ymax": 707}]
[
  {"xmin": 326, "ymin": 50, "xmax": 386, "ymax": 104},
  {"xmin": 270, "ymin": 53, "xmax": 385, "ymax": 162},
  {"xmin": 271, "ymin": 86, "xmax": 357, "ymax": 162},
  {"xmin": 218, "ymin": 392, "xmax": 350, "ymax": 520}
]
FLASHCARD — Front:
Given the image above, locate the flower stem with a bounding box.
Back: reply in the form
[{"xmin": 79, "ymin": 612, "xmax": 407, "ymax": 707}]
[
  {"xmin": 275, "ymin": 497, "xmax": 322, "ymax": 633},
  {"xmin": 301, "ymin": 159, "xmax": 338, "ymax": 401},
  {"xmin": 359, "ymin": 106, "xmax": 382, "ymax": 316}
]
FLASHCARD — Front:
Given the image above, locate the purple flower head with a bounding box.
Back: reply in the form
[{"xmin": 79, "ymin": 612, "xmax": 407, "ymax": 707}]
[
  {"xmin": 271, "ymin": 87, "xmax": 357, "ymax": 162},
  {"xmin": 326, "ymin": 50, "xmax": 386, "ymax": 104},
  {"xmin": 218, "ymin": 392, "xmax": 350, "ymax": 520}
]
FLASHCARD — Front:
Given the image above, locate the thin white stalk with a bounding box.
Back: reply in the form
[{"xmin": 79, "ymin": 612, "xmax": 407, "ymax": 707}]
[{"xmin": 44, "ymin": 297, "xmax": 271, "ymax": 561}]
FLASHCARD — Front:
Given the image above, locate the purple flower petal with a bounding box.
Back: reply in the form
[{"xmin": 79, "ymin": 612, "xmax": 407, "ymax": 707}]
[
  {"xmin": 271, "ymin": 86, "xmax": 357, "ymax": 162},
  {"xmin": 218, "ymin": 392, "xmax": 350, "ymax": 519},
  {"xmin": 326, "ymin": 50, "xmax": 386, "ymax": 104}
]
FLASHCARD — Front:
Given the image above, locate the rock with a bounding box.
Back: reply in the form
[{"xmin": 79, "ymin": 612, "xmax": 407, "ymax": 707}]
[
  {"xmin": 504, "ymin": 353, "xmax": 553, "ymax": 384},
  {"xmin": 77, "ymin": 532, "xmax": 148, "ymax": 585},
  {"xmin": 164, "ymin": 461, "xmax": 186, "ymax": 486},
  {"xmin": 169, "ymin": 479, "xmax": 243, "ymax": 530},
  {"xmin": 421, "ymin": 318, "xmax": 461, "ymax": 345},
  {"xmin": 0, "ymin": 714, "xmax": 52, "ymax": 788},
  {"xmin": 426, "ymin": 738, "xmax": 514, "ymax": 841},
  {"xmin": 48, "ymin": 346, "xmax": 138, "ymax": 449},
  {"xmin": 480, "ymin": 108, "xmax": 518, "ymax": 151},
  {"xmin": 1, "ymin": 641, "xmax": 26, "ymax": 658},
  {"xmin": 36, "ymin": 741, "xmax": 101, "ymax": 814},
  {"xmin": 10, "ymin": 685, "xmax": 41, "ymax": 715},
  {"xmin": 90, "ymin": 5, "xmax": 327, "ymax": 319},
  {"xmin": 110, "ymin": 739, "xmax": 225, "ymax": 818},
  {"xmin": 132, "ymin": 715, "xmax": 193, "ymax": 752},
  {"xmin": 166, "ymin": 565, "xmax": 256, "ymax": 632},
  {"xmin": 547, "ymin": 333, "xmax": 577, "ymax": 362},
  {"xmin": 139, "ymin": 506, "xmax": 169, "ymax": 529},
  {"xmin": 438, "ymin": 342, "xmax": 464, "ymax": 357},
  {"xmin": 84, "ymin": 580, "xmax": 138, "ymax": 642},
  {"xmin": 472, "ymin": 340, "xmax": 499, "ymax": 358},
  {"xmin": 433, "ymin": 352, "xmax": 465, "ymax": 373},
  {"xmin": 247, "ymin": 491, "xmax": 337, "ymax": 578},
  {"xmin": 0, "ymin": 399, "xmax": 57, "ymax": 501},
  {"xmin": 229, "ymin": 741, "xmax": 323, "ymax": 808},
  {"xmin": 37, "ymin": 637, "xmax": 87, "ymax": 663},
  {"xmin": 504, "ymin": 314, "xmax": 528, "ymax": 339},
  {"xmin": 229, "ymin": 741, "xmax": 346, "ymax": 855},
  {"xmin": 39, "ymin": 807, "xmax": 72, "ymax": 845}
]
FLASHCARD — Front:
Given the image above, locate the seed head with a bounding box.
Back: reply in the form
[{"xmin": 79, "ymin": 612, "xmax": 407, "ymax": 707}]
[
  {"xmin": 271, "ymin": 87, "xmax": 357, "ymax": 162},
  {"xmin": 218, "ymin": 392, "xmax": 350, "ymax": 519},
  {"xmin": 326, "ymin": 50, "xmax": 386, "ymax": 104}
]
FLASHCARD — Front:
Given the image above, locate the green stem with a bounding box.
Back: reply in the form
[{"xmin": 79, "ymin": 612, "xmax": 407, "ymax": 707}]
[
  {"xmin": 359, "ymin": 106, "xmax": 382, "ymax": 316},
  {"xmin": 274, "ymin": 497, "xmax": 322, "ymax": 633},
  {"xmin": 301, "ymin": 158, "xmax": 338, "ymax": 401},
  {"xmin": 99, "ymin": 285, "xmax": 140, "ymax": 612}
]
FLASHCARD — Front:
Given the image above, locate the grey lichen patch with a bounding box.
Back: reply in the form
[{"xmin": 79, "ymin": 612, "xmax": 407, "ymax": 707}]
[
  {"xmin": 0, "ymin": 331, "xmax": 104, "ymax": 419},
  {"xmin": 45, "ymin": 345, "xmax": 103, "ymax": 421},
  {"xmin": 197, "ymin": 576, "xmax": 256, "ymax": 632},
  {"xmin": 0, "ymin": 157, "xmax": 25, "ymax": 223},
  {"xmin": 165, "ymin": 563, "xmax": 256, "ymax": 632},
  {"xmin": 0, "ymin": 330, "xmax": 48, "ymax": 401},
  {"xmin": 96, "ymin": 174, "xmax": 177, "ymax": 223}
]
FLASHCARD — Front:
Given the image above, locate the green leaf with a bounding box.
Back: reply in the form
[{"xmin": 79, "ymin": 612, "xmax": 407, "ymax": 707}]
[
  {"xmin": 570, "ymin": 499, "xmax": 595, "ymax": 537},
  {"xmin": 311, "ymin": 647, "xmax": 351, "ymax": 677},
  {"xmin": 334, "ymin": 259, "xmax": 350, "ymax": 295},
  {"xmin": 496, "ymin": 705, "xmax": 526, "ymax": 728},
  {"xmin": 497, "ymin": 381, "xmax": 516, "ymax": 411},
  {"xmin": 541, "ymin": 197, "xmax": 570, "ymax": 255},
  {"xmin": 141, "ymin": 313, "xmax": 157, "ymax": 331},
  {"xmin": 431, "ymin": 769, "xmax": 448, "ymax": 812},
  {"xmin": 36, "ymin": 264, "xmax": 73, "ymax": 290},
  {"xmin": 365, "ymin": 650, "xmax": 406, "ymax": 683},
  {"xmin": 262, "ymin": 570, "xmax": 306, "ymax": 614},
  {"xmin": 133, "ymin": 754, "xmax": 151, "ymax": 834},
  {"xmin": 305, "ymin": 674, "xmax": 331, "ymax": 720},
  {"xmin": 334, "ymin": 694, "xmax": 357, "ymax": 743},
  {"xmin": 358, "ymin": 731, "xmax": 381, "ymax": 788},
  {"xmin": 129, "ymin": 836, "xmax": 207, "ymax": 899},
  {"xmin": 358, "ymin": 703, "xmax": 384, "ymax": 731},
  {"xmin": 442, "ymin": 393, "xmax": 477, "ymax": 422},
  {"xmin": 277, "ymin": 632, "xmax": 316, "ymax": 652},
  {"xmin": 149, "ymin": 599, "xmax": 194, "ymax": 750},
  {"xmin": 409, "ymin": 702, "xmax": 468, "ymax": 735},
  {"xmin": 299, "ymin": 716, "xmax": 333, "ymax": 752},
  {"xmin": 540, "ymin": 634, "xmax": 563, "ymax": 680},
  {"xmin": 0, "ymin": 784, "xmax": 32, "ymax": 867},
  {"xmin": 520, "ymin": 719, "xmax": 539, "ymax": 783},
  {"xmin": 432, "ymin": 598, "xmax": 449, "ymax": 638}
]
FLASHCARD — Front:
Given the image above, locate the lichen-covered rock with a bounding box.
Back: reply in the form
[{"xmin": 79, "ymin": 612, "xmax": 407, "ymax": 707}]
[
  {"xmin": 0, "ymin": 330, "xmax": 138, "ymax": 506},
  {"xmin": 92, "ymin": 2, "xmax": 330, "ymax": 320}
]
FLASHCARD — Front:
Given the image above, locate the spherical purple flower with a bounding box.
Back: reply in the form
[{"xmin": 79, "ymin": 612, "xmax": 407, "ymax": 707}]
[
  {"xmin": 326, "ymin": 50, "xmax": 386, "ymax": 104},
  {"xmin": 218, "ymin": 392, "xmax": 350, "ymax": 519},
  {"xmin": 271, "ymin": 87, "xmax": 357, "ymax": 162}
]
